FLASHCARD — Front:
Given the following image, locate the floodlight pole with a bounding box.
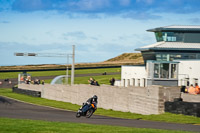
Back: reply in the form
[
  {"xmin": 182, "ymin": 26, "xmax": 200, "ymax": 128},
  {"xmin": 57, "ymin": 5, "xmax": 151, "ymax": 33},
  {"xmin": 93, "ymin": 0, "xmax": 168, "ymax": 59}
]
[
  {"xmin": 14, "ymin": 45, "xmax": 76, "ymax": 86},
  {"xmin": 71, "ymin": 45, "xmax": 75, "ymax": 85}
]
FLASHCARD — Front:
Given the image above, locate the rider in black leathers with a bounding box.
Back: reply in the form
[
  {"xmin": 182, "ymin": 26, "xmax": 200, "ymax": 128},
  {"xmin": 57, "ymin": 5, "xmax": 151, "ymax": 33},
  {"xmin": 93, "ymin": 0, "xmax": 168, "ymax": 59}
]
[{"xmin": 81, "ymin": 95, "xmax": 98, "ymax": 113}]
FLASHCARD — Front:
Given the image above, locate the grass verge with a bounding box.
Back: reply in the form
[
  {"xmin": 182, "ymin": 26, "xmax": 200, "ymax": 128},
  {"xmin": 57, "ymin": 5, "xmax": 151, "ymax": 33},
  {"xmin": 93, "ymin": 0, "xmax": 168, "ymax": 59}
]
[
  {"xmin": 0, "ymin": 118, "xmax": 194, "ymax": 133},
  {"xmin": 0, "ymin": 88, "xmax": 200, "ymax": 125},
  {"xmin": 0, "ymin": 117, "xmax": 196, "ymax": 133}
]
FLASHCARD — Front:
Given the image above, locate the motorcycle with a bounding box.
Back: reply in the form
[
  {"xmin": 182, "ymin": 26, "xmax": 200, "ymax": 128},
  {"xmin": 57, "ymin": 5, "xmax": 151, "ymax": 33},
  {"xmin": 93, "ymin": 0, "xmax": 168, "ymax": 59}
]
[{"xmin": 76, "ymin": 102, "xmax": 97, "ymax": 118}]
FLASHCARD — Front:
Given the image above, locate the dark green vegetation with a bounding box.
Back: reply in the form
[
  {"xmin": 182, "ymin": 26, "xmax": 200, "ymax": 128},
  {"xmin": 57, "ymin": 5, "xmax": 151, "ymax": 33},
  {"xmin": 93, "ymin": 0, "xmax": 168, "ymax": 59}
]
[
  {"xmin": 0, "ymin": 118, "xmax": 196, "ymax": 133},
  {"xmin": 0, "ymin": 89, "xmax": 200, "ymax": 125}
]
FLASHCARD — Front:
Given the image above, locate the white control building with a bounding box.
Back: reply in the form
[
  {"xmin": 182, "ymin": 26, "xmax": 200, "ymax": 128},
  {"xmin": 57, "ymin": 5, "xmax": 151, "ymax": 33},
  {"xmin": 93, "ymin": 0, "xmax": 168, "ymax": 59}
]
[{"xmin": 120, "ymin": 25, "xmax": 200, "ymax": 87}]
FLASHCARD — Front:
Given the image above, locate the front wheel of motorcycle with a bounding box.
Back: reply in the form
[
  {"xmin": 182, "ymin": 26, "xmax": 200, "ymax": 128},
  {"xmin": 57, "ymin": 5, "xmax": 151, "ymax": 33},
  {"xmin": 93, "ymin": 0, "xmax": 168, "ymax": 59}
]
[
  {"xmin": 76, "ymin": 112, "xmax": 81, "ymax": 118},
  {"xmin": 86, "ymin": 109, "xmax": 94, "ymax": 118}
]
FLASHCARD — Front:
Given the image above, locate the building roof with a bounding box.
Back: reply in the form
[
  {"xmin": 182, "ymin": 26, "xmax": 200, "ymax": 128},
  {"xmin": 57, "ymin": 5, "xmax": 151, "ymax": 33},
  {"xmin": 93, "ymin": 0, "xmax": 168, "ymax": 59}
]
[
  {"xmin": 135, "ymin": 41, "xmax": 200, "ymax": 51},
  {"xmin": 147, "ymin": 25, "xmax": 200, "ymax": 32}
]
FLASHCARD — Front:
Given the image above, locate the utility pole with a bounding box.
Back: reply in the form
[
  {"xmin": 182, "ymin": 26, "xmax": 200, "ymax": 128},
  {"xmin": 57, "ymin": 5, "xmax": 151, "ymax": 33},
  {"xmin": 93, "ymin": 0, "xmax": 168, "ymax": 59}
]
[
  {"xmin": 66, "ymin": 54, "xmax": 69, "ymax": 85},
  {"xmin": 71, "ymin": 45, "xmax": 75, "ymax": 85}
]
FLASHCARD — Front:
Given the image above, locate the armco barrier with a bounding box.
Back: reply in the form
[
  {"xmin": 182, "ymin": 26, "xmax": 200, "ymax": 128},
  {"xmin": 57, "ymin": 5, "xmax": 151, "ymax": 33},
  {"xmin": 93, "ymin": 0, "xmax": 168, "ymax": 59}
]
[
  {"xmin": 165, "ymin": 101, "xmax": 200, "ymax": 117},
  {"xmin": 12, "ymin": 87, "xmax": 41, "ymax": 97}
]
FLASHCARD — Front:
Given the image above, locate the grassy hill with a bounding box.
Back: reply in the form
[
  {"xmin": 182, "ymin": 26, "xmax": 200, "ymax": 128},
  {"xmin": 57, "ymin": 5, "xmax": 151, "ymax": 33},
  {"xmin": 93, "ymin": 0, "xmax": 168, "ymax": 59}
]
[
  {"xmin": 104, "ymin": 53, "xmax": 143, "ymax": 64},
  {"xmin": 0, "ymin": 53, "xmax": 144, "ymax": 71}
]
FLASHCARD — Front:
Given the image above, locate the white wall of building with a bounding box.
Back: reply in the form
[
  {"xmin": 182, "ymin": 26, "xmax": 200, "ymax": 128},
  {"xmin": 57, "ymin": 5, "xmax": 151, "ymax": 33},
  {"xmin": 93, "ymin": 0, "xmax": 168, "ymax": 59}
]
[
  {"xmin": 121, "ymin": 65, "xmax": 147, "ymax": 87},
  {"xmin": 120, "ymin": 60, "xmax": 200, "ymax": 87},
  {"xmin": 178, "ymin": 60, "xmax": 200, "ymax": 86}
]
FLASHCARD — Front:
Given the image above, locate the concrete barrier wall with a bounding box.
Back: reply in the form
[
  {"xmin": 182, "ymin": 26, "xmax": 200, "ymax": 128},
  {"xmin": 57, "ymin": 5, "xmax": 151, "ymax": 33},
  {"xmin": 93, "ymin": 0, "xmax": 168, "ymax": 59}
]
[
  {"xmin": 162, "ymin": 86, "xmax": 181, "ymax": 102},
  {"xmin": 181, "ymin": 93, "xmax": 200, "ymax": 102},
  {"xmin": 18, "ymin": 84, "xmax": 165, "ymax": 115}
]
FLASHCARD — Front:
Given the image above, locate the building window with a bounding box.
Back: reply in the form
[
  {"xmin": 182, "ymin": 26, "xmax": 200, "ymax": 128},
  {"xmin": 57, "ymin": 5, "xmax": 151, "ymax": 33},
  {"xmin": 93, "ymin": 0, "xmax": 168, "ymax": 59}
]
[
  {"xmin": 197, "ymin": 54, "xmax": 200, "ymax": 59},
  {"xmin": 171, "ymin": 64, "xmax": 177, "ymax": 78},
  {"xmin": 156, "ymin": 54, "xmax": 161, "ymax": 61},
  {"xmin": 155, "ymin": 32, "xmax": 178, "ymax": 42},
  {"xmin": 155, "ymin": 32, "xmax": 163, "ymax": 42},
  {"xmin": 189, "ymin": 54, "xmax": 196, "ymax": 59},
  {"xmin": 154, "ymin": 64, "xmax": 160, "ymax": 78},
  {"xmin": 156, "ymin": 54, "xmax": 170, "ymax": 61},
  {"xmin": 151, "ymin": 62, "xmax": 178, "ymax": 79},
  {"xmin": 160, "ymin": 63, "xmax": 169, "ymax": 79}
]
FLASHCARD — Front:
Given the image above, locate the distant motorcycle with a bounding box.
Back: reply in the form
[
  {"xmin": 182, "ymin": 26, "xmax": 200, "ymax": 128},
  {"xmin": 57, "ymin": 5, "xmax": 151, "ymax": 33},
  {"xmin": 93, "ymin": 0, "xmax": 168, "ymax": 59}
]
[{"xmin": 76, "ymin": 102, "xmax": 97, "ymax": 118}]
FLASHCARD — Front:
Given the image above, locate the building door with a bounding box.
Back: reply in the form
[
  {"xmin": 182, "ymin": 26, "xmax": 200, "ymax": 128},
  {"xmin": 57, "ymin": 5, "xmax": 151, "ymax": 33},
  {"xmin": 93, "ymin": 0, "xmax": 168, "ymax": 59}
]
[
  {"xmin": 123, "ymin": 79, "xmax": 125, "ymax": 87},
  {"xmin": 127, "ymin": 79, "xmax": 130, "ymax": 87},
  {"xmin": 143, "ymin": 78, "xmax": 146, "ymax": 87},
  {"xmin": 138, "ymin": 79, "xmax": 140, "ymax": 87}
]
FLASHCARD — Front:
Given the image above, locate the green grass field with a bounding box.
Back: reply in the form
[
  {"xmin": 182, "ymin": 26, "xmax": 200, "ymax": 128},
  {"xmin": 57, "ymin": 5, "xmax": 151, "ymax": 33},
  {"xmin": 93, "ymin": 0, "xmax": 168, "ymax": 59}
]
[
  {"xmin": 0, "ymin": 68, "xmax": 200, "ymax": 132},
  {"xmin": 45, "ymin": 74, "xmax": 121, "ymax": 84},
  {"xmin": 0, "ymin": 88, "xmax": 200, "ymax": 125},
  {"xmin": 0, "ymin": 68, "xmax": 121, "ymax": 79},
  {"xmin": 0, "ymin": 118, "xmax": 196, "ymax": 133},
  {"xmin": 0, "ymin": 67, "xmax": 121, "ymax": 85},
  {"xmin": 73, "ymin": 74, "xmax": 121, "ymax": 85}
]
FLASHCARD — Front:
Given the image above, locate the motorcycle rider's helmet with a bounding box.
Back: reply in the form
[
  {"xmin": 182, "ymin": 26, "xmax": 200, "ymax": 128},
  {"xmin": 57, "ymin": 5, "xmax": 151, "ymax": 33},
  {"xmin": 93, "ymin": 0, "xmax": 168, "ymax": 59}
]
[{"xmin": 93, "ymin": 95, "xmax": 98, "ymax": 102}]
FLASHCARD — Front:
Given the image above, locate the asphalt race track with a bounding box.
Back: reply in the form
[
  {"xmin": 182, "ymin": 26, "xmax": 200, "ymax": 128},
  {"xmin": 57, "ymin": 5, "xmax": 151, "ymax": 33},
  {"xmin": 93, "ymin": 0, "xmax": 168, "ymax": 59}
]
[{"xmin": 0, "ymin": 96, "xmax": 200, "ymax": 132}]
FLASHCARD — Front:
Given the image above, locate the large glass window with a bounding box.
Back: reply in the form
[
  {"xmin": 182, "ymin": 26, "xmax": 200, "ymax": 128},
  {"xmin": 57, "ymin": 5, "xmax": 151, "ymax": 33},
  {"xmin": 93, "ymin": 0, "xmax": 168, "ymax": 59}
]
[
  {"xmin": 197, "ymin": 54, "xmax": 200, "ymax": 59},
  {"xmin": 189, "ymin": 54, "xmax": 196, "ymax": 59},
  {"xmin": 155, "ymin": 32, "xmax": 163, "ymax": 42},
  {"xmin": 156, "ymin": 54, "xmax": 161, "ymax": 61},
  {"xmin": 156, "ymin": 54, "xmax": 169, "ymax": 61},
  {"xmin": 156, "ymin": 53, "xmax": 200, "ymax": 61},
  {"xmin": 152, "ymin": 63, "xmax": 178, "ymax": 79},
  {"xmin": 170, "ymin": 54, "xmax": 181, "ymax": 61},
  {"xmin": 155, "ymin": 32, "xmax": 182, "ymax": 42},
  {"xmin": 155, "ymin": 32, "xmax": 200, "ymax": 43}
]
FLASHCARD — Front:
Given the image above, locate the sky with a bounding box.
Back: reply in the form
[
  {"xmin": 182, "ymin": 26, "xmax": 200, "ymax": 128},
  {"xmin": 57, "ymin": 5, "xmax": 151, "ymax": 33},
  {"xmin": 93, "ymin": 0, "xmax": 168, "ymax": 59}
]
[{"xmin": 1, "ymin": 0, "xmax": 200, "ymax": 66}]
